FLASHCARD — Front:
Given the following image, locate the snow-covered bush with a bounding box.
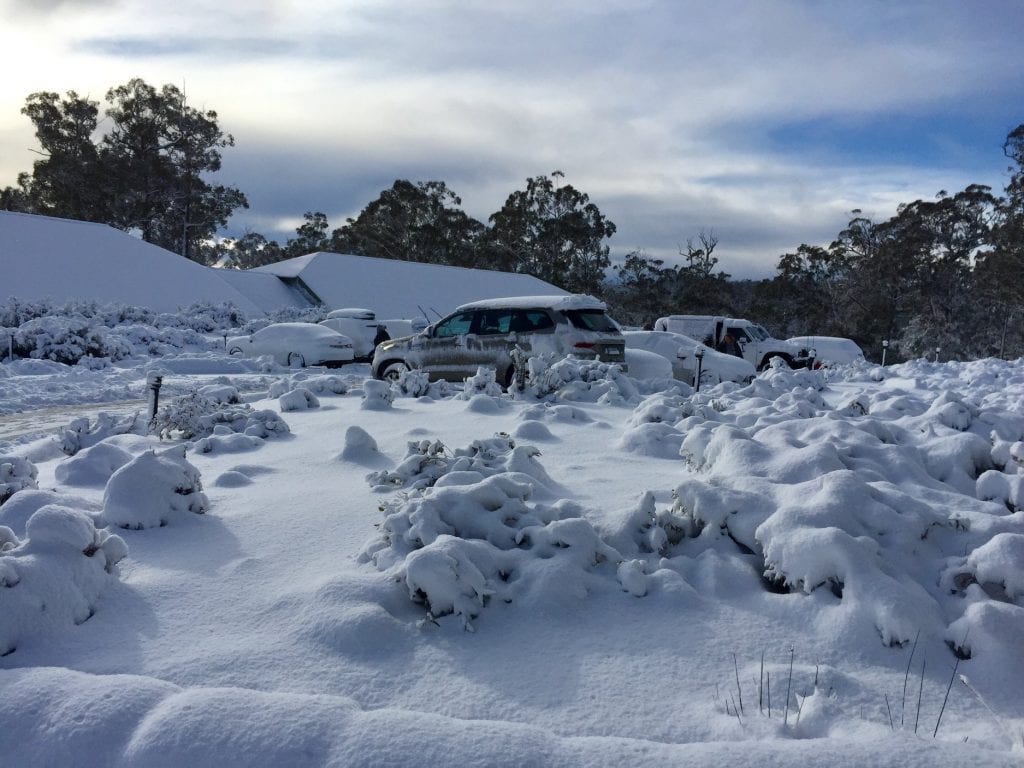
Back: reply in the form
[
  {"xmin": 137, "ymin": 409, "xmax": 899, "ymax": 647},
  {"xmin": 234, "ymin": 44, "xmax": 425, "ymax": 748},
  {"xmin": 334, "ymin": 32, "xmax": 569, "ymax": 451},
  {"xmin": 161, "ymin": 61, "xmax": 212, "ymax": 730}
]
[
  {"xmin": 278, "ymin": 387, "xmax": 320, "ymax": 411},
  {"xmin": 0, "ymin": 504, "xmax": 126, "ymax": 656},
  {"xmin": 1, "ymin": 455, "xmax": 38, "ymax": 505},
  {"xmin": 360, "ymin": 379, "xmax": 394, "ymax": 411},
  {"xmin": 362, "ymin": 470, "xmax": 622, "ymax": 629},
  {"xmin": 102, "ymin": 447, "xmax": 209, "ymax": 529},
  {"xmin": 458, "ymin": 367, "xmax": 503, "ymax": 398},
  {"xmin": 13, "ymin": 315, "xmax": 132, "ymax": 364},
  {"xmin": 59, "ymin": 412, "xmax": 143, "ymax": 456},
  {"xmin": 517, "ymin": 354, "xmax": 639, "ymax": 404},
  {"xmin": 392, "ymin": 369, "xmax": 433, "ymax": 398},
  {"xmin": 150, "ymin": 391, "xmax": 290, "ymax": 441}
]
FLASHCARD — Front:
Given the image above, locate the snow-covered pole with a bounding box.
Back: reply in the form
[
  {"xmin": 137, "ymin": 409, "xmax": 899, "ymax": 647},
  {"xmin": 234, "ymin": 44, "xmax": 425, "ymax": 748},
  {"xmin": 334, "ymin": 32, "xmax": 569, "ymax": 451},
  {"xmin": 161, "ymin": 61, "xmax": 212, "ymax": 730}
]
[
  {"xmin": 694, "ymin": 346, "xmax": 704, "ymax": 392},
  {"xmin": 934, "ymin": 347, "xmax": 941, "ymax": 363},
  {"xmin": 147, "ymin": 373, "xmax": 163, "ymax": 423},
  {"xmin": 881, "ymin": 339, "xmax": 889, "ymax": 366},
  {"xmin": 6, "ymin": 332, "xmax": 11, "ymax": 363}
]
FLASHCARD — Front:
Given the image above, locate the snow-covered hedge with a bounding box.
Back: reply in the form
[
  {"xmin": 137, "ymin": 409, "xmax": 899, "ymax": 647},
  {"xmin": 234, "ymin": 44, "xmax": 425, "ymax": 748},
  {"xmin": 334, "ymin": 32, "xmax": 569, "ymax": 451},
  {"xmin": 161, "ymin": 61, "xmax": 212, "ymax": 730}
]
[
  {"xmin": 0, "ymin": 298, "xmax": 250, "ymax": 364},
  {"xmin": 516, "ymin": 354, "xmax": 639, "ymax": 405}
]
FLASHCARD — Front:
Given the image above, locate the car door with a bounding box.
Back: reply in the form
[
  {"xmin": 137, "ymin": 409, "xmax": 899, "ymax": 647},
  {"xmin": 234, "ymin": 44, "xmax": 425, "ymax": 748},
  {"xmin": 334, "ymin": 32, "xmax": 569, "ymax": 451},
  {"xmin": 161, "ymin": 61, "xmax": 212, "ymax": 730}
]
[{"xmin": 414, "ymin": 310, "xmax": 476, "ymax": 381}]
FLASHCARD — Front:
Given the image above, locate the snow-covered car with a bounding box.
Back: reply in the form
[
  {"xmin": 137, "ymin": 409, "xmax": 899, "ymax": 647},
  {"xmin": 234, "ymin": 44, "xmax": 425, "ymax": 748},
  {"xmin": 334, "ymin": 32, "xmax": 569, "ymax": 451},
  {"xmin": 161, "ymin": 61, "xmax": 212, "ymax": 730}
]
[
  {"xmin": 319, "ymin": 308, "xmax": 388, "ymax": 361},
  {"xmin": 787, "ymin": 336, "xmax": 865, "ymax": 367},
  {"xmin": 623, "ymin": 330, "xmax": 756, "ymax": 386},
  {"xmin": 372, "ymin": 295, "xmax": 627, "ymax": 385},
  {"xmin": 227, "ymin": 323, "xmax": 355, "ymax": 368}
]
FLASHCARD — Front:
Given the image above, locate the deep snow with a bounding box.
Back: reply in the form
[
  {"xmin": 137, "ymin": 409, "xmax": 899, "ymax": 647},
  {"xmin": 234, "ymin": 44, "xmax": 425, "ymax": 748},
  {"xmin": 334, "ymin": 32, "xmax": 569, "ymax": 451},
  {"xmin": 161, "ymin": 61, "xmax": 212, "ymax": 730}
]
[{"xmin": 1, "ymin": 350, "xmax": 1023, "ymax": 767}]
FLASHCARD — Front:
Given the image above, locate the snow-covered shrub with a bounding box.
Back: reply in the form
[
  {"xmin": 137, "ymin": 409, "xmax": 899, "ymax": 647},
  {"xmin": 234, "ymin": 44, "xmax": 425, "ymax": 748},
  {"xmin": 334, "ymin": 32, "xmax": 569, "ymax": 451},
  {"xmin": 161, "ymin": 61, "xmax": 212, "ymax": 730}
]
[
  {"xmin": 189, "ymin": 426, "xmax": 264, "ymax": 455},
  {"xmin": 150, "ymin": 392, "xmax": 289, "ymax": 441},
  {"xmin": 338, "ymin": 426, "xmax": 388, "ymax": 467},
  {"xmin": 13, "ymin": 315, "xmax": 132, "ymax": 364},
  {"xmin": 0, "ymin": 504, "xmax": 126, "ymax": 656},
  {"xmin": 278, "ymin": 387, "xmax": 320, "ymax": 412},
  {"xmin": 393, "ymin": 369, "xmax": 432, "ymax": 398},
  {"xmin": 517, "ymin": 354, "xmax": 639, "ymax": 404},
  {"xmin": 366, "ymin": 434, "xmax": 561, "ymax": 496},
  {"xmin": 102, "ymin": 447, "xmax": 209, "ymax": 529},
  {"xmin": 458, "ymin": 367, "xmax": 503, "ymax": 398},
  {"xmin": 360, "ymin": 379, "xmax": 394, "ymax": 411},
  {"xmin": 1, "ymin": 455, "xmax": 38, "ymax": 505},
  {"xmin": 361, "ymin": 470, "xmax": 622, "ymax": 628},
  {"xmin": 976, "ymin": 470, "xmax": 1024, "ymax": 512},
  {"xmin": 59, "ymin": 412, "xmax": 143, "ymax": 456}
]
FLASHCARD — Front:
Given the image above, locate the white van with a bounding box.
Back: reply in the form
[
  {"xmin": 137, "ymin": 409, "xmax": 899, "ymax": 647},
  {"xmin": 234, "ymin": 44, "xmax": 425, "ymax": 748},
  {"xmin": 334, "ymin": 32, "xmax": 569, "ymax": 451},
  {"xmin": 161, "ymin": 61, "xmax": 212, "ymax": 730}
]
[{"xmin": 654, "ymin": 315, "xmax": 809, "ymax": 370}]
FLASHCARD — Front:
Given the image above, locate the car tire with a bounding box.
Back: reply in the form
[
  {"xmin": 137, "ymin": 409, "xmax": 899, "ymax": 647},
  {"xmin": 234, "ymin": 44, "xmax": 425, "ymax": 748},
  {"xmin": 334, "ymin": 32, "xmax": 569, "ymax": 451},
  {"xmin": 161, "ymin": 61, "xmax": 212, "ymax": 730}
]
[
  {"xmin": 287, "ymin": 352, "xmax": 306, "ymax": 368},
  {"xmin": 381, "ymin": 361, "xmax": 409, "ymax": 381}
]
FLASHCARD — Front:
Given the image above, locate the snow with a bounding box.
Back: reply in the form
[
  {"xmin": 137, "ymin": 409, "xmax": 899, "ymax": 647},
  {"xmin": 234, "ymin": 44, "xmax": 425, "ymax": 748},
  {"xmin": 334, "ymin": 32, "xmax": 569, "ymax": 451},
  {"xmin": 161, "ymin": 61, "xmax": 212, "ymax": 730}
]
[
  {"xmin": 457, "ymin": 294, "xmax": 602, "ymax": 311},
  {"xmin": 0, "ymin": 212, "xmax": 271, "ymax": 315},
  {"xmin": 253, "ymin": 251, "xmax": 568, "ymax": 319},
  {"xmin": 1, "ymin": 304, "xmax": 1024, "ymax": 765}
]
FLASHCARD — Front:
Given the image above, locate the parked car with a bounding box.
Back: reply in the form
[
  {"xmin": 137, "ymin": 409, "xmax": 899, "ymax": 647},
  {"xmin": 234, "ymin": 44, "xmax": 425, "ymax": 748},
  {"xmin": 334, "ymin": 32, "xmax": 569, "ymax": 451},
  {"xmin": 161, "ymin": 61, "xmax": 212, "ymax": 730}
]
[
  {"xmin": 372, "ymin": 295, "xmax": 627, "ymax": 385},
  {"xmin": 319, "ymin": 308, "xmax": 388, "ymax": 361},
  {"xmin": 654, "ymin": 315, "xmax": 809, "ymax": 370},
  {"xmin": 787, "ymin": 336, "xmax": 865, "ymax": 367},
  {"xmin": 623, "ymin": 330, "xmax": 756, "ymax": 386},
  {"xmin": 227, "ymin": 323, "xmax": 355, "ymax": 368}
]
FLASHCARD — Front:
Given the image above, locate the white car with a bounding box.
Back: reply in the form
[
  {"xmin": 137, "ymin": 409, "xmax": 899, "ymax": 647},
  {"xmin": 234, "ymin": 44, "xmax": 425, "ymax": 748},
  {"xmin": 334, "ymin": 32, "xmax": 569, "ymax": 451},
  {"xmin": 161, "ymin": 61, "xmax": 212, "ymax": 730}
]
[
  {"xmin": 787, "ymin": 336, "xmax": 865, "ymax": 367},
  {"xmin": 623, "ymin": 330, "xmax": 756, "ymax": 386},
  {"xmin": 227, "ymin": 323, "xmax": 355, "ymax": 368},
  {"xmin": 319, "ymin": 308, "xmax": 391, "ymax": 361}
]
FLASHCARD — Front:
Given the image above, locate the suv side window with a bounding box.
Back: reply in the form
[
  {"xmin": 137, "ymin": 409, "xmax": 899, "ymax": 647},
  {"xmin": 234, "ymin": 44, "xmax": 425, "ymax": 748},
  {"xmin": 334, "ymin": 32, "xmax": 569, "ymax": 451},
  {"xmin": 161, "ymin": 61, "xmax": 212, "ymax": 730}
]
[
  {"xmin": 475, "ymin": 309, "xmax": 514, "ymax": 335},
  {"xmin": 564, "ymin": 309, "xmax": 618, "ymax": 332},
  {"xmin": 511, "ymin": 310, "xmax": 555, "ymax": 333},
  {"xmin": 727, "ymin": 327, "xmax": 750, "ymax": 342},
  {"xmin": 433, "ymin": 311, "xmax": 475, "ymax": 338}
]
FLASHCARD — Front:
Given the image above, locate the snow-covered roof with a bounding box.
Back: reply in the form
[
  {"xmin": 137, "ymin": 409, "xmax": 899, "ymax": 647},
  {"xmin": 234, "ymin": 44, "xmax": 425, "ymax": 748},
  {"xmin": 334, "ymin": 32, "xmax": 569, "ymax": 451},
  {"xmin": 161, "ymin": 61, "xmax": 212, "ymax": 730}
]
[
  {"xmin": 0, "ymin": 212, "xmax": 281, "ymax": 316},
  {"xmin": 456, "ymin": 294, "xmax": 605, "ymax": 312},
  {"xmin": 253, "ymin": 252, "xmax": 567, "ymax": 320}
]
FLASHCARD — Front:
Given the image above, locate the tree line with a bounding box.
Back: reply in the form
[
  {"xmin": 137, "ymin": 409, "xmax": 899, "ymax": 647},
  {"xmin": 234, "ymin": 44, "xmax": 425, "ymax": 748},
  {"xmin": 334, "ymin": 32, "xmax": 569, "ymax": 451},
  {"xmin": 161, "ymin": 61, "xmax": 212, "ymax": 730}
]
[{"xmin": 3, "ymin": 79, "xmax": 1022, "ymax": 361}]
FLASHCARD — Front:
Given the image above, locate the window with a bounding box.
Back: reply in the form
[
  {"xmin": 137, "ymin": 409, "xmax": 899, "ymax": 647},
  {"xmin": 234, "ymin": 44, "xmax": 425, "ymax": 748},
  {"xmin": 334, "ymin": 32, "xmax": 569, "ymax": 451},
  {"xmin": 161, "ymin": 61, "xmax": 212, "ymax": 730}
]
[
  {"xmin": 511, "ymin": 310, "xmax": 555, "ymax": 333},
  {"xmin": 433, "ymin": 311, "xmax": 474, "ymax": 338},
  {"xmin": 475, "ymin": 309, "xmax": 514, "ymax": 335},
  {"xmin": 564, "ymin": 309, "xmax": 617, "ymax": 332}
]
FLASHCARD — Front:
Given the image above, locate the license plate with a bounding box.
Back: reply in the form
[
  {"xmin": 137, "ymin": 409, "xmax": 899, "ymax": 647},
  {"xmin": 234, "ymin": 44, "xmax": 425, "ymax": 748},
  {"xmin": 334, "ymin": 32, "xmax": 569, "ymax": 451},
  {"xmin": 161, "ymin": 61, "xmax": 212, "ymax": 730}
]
[{"xmin": 604, "ymin": 347, "xmax": 620, "ymax": 356}]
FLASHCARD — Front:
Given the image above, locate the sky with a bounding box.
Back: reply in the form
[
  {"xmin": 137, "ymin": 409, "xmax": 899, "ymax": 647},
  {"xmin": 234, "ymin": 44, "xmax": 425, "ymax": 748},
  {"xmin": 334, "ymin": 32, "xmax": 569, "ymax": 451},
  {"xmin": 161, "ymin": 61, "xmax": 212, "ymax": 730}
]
[{"xmin": 1, "ymin": 0, "xmax": 1023, "ymax": 279}]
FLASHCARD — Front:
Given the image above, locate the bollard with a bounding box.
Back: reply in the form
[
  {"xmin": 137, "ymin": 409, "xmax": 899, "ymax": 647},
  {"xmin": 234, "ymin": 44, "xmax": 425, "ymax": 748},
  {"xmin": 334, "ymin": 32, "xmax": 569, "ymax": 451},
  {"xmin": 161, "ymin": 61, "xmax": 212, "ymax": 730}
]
[
  {"xmin": 881, "ymin": 339, "xmax": 889, "ymax": 366},
  {"xmin": 147, "ymin": 373, "xmax": 163, "ymax": 423}
]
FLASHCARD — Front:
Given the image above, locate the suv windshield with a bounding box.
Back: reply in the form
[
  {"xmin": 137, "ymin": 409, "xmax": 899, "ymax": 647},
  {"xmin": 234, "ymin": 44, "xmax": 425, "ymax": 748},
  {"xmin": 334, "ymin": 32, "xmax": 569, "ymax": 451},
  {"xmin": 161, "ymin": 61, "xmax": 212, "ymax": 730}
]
[{"xmin": 564, "ymin": 309, "xmax": 618, "ymax": 332}]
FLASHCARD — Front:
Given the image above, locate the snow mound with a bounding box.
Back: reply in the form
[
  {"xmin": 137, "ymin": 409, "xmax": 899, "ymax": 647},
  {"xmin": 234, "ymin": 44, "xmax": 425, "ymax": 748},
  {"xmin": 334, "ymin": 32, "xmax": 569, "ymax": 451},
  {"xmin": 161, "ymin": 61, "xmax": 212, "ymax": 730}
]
[
  {"xmin": 268, "ymin": 373, "xmax": 351, "ymax": 398},
  {"xmin": 2, "ymin": 667, "xmax": 1019, "ymax": 768},
  {"xmin": 337, "ymin": 426, "xmax": 390, "ymax": 468},
  {"xmin": 54, "ymin": 440, "xmax": 134, "ymax": 487},
  {"xmin": 278, "ymin": 386, "xmax": 320, "ymax": 411},
  {"xmin": 191, "ymin": 427, "xmax": 265, "ymax": 455},
  {"xmin": 0, "ymin": 489, "xmax": 101, "ymax": 538},
  {"xmin": 1, "ymin": 454, "xmax": 37, "ymax": 504},
  {"xmin": 102, "ymin": 447, "xmax": 209, "ymax": 529},
  {"xmin": 0, "ymin": 504, "xmax": 126, "ymax": 655}
]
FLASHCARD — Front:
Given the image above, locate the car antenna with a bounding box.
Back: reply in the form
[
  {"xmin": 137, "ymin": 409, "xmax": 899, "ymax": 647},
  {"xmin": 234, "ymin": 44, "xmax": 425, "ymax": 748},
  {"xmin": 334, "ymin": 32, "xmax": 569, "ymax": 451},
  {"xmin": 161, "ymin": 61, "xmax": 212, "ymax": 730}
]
[
  {"xmin": 417, "ymin": 304, "xmax": 431, "ymax": 323},
  {"xmin": 429, "ymin": 306, "xmax": 443, "ymax": 319}
]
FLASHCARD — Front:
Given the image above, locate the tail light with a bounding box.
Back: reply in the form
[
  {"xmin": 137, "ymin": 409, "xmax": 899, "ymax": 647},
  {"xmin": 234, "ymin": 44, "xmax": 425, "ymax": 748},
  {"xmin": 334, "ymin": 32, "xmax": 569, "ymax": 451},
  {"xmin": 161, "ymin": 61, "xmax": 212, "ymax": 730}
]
[{"xmin": 573, "ymin": 342, "xmax": 594, "ymax": 349}]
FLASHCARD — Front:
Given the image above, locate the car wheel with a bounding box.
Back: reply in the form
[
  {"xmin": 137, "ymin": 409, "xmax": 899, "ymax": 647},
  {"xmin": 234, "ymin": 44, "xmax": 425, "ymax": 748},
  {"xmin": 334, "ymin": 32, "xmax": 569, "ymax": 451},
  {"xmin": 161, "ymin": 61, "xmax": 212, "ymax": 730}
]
[
  {"xmin": 287, "ymin": 352, "xmax": 306, "ymax": 368},
  {"xmin": 228, "ymin": 346, "xmax": 243, "ymax": 356},
  {"xmin": 381, "ymin": 361, "xmax": 410, "ymax": 381}
]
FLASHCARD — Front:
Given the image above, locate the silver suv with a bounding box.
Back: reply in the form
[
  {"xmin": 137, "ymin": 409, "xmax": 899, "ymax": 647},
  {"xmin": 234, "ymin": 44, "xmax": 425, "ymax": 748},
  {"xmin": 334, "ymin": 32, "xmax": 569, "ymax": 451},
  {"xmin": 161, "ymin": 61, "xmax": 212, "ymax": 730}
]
[{"xmin": 372, "ymin": 295, "xmax": 627, "ymax": 385}]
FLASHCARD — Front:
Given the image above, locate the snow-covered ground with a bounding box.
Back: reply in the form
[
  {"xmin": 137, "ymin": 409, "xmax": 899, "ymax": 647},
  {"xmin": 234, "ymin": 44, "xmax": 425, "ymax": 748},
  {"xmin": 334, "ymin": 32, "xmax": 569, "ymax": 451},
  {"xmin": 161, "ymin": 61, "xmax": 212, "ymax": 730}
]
[{"xmin": 2, "ymin": 350, "xmax": 1023, "ymax": 767}]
